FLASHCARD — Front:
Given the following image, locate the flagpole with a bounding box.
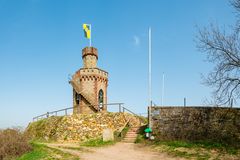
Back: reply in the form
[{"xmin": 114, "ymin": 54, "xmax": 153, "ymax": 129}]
[
  {"xmin": 90, "ymin": 24, "xmax": 92, "ymax": 47},
  {"xmin": 162, "ymin": 73, "xmax": 165, "ymax": 106},
  {"xmin": 148, "ymin": 27, "xmax": 152, "ymax": 129}
]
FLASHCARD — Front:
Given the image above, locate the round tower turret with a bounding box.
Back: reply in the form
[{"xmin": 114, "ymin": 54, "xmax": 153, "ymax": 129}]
[
  {"xmin": 71, "ymin": 46, "xmax": 108, "ymax": 114},
  {"xmin": 82, "ymin": 47, "xmax": 98, "ymax": 68}
]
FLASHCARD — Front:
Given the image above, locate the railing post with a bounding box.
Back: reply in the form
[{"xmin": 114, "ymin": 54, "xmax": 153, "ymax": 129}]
[
  {"xmin": 46, "ymin": 112, "xmax": 49, "ymax": 118},
  {"xmin": 119, "ymin": 104, "xmax": 122, "ymax": 112},
  {"xmin": 55, "ymin": 111, "xmax": 57, "ymax": 116},
  {"xmin": 123, "ymin": 107, "xmax": 125, "ymax": 113},
  {"xmin": 65, "ymin": 109, "xmax": 67, "ymax": 116}
]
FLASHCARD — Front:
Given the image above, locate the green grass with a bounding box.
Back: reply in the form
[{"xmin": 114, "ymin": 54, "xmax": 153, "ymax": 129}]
[
  {"xmin": 80, "ymin": 138, "xmax": 115, "ymax": 147},
  {"xmin": 17, "ymin": 142, "xmax": 79, "ymax": 160},
  {"xmin": 149, "ymin": 140, "xmax": 240, "ymax": 160},
  {"xmin": 135, "ymin": 134, "xmax": 145, "ymax": 143},
  {"xmin": 17, "ymin": 143, "xmax": 47, "ymax": 160},
  {"xmin": 154, "ymin": 140, "xmax": 238, "ymax": 155}
]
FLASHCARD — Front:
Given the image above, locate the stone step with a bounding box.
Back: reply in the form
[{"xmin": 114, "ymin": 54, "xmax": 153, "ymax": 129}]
[
  {"xmin": 126, "ymin": 132, "xmax": 137, "ymax": 134},
  {"xmin": 125, "ymin": 135, "xmax": 137, "ymax": 138},
  {"xmin": 122, "ymin": 126, "xmax": 141, "ymax": 143},
  {"xmin": 124, "ymin": 138, "xmax": 136, "ymax": 141},
  {"xmin": 122, "ymin": 140, "xmax": 135, "ymax": 143},
  {"xmin": 125, "ymin": 136, "xmax": 137, "ymax": 138},
  {"xmin": 125, "ymin": 134, "xmax": 137, "ymax": 136},
  {"xmin": 125, "ymin": 134, "xmax": 137, "ymax": 137},
  {"xmin": 125, "ymin": 137, "xmax": 137, "ymax": 139},
  {"xmin": 123, "ymin": 139, "xmax": 135, "ymax": 143},
  {"xmin": 123, "ymin": 138, "xmax": 136, "ymax": 141},
  {"xmin": 122, "ymin": 141, "xmax": 135, "ymax": 143}
]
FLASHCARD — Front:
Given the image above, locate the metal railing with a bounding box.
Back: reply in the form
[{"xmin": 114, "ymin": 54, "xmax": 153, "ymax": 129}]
[
  {"xmin": 32, "ymin": 103, "xmax": 147, "ymax": 123},
  {"xmin": 33, "ymin": 103, "xmax": 124, "ymax": 121}
]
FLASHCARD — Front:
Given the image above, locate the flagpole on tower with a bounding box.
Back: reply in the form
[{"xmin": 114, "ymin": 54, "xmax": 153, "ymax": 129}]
[
  {"xmin": 90, "ymin": 24, "xmax": 92, "ymax": 47},
  {"xmin": 83, "ymin": 23, "xmax": 91, "ymax": 47}
]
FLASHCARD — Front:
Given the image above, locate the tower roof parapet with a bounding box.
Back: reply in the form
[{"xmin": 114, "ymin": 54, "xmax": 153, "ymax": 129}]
[{"xmin": 82, "ymin": 47, "xmax": 98, "ymax": 60}]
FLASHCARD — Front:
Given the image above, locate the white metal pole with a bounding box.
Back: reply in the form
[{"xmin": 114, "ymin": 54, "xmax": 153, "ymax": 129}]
[
  {"xmin": 90, "ymin": 24, "xmax": 92, "ymax": 47},
  {"xmin": 148, "ymin": 27, "xmax": 152, "ymax": 129},
  {"xmin": 162, "ymin": 73, "xmax": 165, "ymax": 106}
]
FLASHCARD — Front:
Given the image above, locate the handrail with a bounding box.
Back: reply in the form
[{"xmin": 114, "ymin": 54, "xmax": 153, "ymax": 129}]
[
  {"xmin": 118, "ymin": 119, "xmax": 130, "ymax": 138},
  {"xmin": 32, "ymin": 103, "xmax": 124, "ymax": 121},
  {"xmin": 32, "ymin": 103, "xmax": 146, "ymax": 125},
  {"xmin": 122, "ymin": 107, "xmax": 138, "ymax": 116},
  {"xmin": 122, "ymin": 107, "xmax": 146, "ymax": 125}
]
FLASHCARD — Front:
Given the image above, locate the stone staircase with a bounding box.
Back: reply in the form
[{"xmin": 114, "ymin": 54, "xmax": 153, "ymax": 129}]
[
  {"xmin": 122, "ymin": 127, "xmax": 139, "ymax": 143},
  {"xmin": 69, "ymin": 80, "xmax": 98, "ymax": 111}
]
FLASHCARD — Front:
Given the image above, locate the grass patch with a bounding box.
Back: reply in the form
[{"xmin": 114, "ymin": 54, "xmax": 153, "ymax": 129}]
[
  {"xmin": 17, "ymin": 143, "xmax": 47, "ymax": 160},
  {"xmin": 80, "ymin": 138, "xmax": 115, "ymax": 147},
  {"xmin": 135, "ymin": 134, "xmax": 145, "ymax": 143},
  {"xmin": 17, "ymin": 142, "xmax": 79, "ymax": 160},
  {"xmin": 154, "ymin": 140, "xmax": 238, "ymax": 155},
  {"xmin": 149, "ymin": 140, "xmax": 240, "ymax": 160}
]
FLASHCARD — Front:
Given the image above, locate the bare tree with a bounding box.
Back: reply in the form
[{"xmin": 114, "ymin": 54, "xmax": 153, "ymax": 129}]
[{"xmin": 197, "ymin": 0, "xmax": 240, "ymax": 106}]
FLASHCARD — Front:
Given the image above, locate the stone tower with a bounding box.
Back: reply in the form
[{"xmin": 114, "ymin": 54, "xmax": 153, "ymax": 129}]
[{"xmin": 70, "ymin": 47, "xmax": 108, "ymax": 114}]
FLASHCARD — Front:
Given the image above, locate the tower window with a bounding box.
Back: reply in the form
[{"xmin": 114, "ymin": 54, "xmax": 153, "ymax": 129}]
[
  {"xmin": 98, "ymin": 89, "xmax": 104, "ymax": 111},
  {"xmin": 75, "ymin": 92, "xmax": 80, "ymax": 104}
]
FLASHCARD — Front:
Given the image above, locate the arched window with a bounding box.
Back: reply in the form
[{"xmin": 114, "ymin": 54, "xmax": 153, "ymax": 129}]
[
  {"xmin": 75, "ymin": 92, "xmax": 80, "ymax": 105},
  {"xmin": 98, "ymin": 89, "xmax": 104, "ymax": 111},
  {"xmin": 98, "ymin": 89, "xmax": 104, "ymax": 104}
]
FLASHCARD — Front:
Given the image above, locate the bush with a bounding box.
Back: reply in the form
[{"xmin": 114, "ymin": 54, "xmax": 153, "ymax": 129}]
[{"xmin": 0, "ymin": 128, "xmax": 32, "ymax": 159}]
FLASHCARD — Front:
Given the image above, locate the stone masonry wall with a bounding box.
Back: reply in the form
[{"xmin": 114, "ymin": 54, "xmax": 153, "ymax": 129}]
[
  {"xmin": 151, "ymin": 107, "xmax": 240, "ymax": 146},
  {"xmin": 26, "ymin": 112, "xmax": 140, "ymax": 142}
]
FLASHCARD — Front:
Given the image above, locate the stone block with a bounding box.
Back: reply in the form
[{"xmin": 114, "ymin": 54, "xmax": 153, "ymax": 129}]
[{"xmin": 102, "ymin": 128, "xmax": 114, "ymax": 141}]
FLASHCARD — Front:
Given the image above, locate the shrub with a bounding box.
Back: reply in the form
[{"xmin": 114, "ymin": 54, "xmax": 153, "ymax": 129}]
[{"xmin": 0, "ymin": 128, "xmax": 32, "ymax": 159}]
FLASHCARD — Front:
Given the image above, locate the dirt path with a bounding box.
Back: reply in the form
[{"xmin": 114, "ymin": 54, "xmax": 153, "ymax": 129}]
[
  {"xmin": 80, "ymin": 142, "xmax": 181, "ymax": 160},
  {"xmin": 46, "ymin": 142, "xmax": 183, "ymax": 160}
]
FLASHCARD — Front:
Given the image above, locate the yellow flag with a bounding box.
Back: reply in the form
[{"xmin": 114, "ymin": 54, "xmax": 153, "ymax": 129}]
[{"xmin": 83, "ymin": 24, "xmax": 91, "ymax": 39}]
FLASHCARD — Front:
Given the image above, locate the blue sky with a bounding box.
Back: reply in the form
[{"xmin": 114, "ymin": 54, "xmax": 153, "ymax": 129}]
[{"xmin": 0, "ymin": 0, "xmax": 235, "ymax": 128}]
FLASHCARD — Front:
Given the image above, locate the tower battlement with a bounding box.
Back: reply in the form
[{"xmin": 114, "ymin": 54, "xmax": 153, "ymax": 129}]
[{"xmin": 82, "ymin": 47, "xmax": 98, "ymax": 59}]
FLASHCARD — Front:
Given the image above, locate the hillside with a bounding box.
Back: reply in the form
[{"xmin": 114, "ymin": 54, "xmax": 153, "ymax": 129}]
[{"xmin": 26, "ymin": 112, "xmax": 141, "ymax": 142}]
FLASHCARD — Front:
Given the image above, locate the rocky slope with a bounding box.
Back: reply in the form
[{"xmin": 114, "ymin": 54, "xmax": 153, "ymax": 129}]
[{"xmin": 26, "ymin": 112, "xmax": 141, "ymax": 142}]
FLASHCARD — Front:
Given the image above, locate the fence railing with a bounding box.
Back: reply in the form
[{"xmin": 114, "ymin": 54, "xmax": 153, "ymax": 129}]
[
  {"xmin": 33, "ymin": 103, "xmax": 124, "ymax": 121},
  {"xmin": 32, "ymin": 103, "xmax": 147, "ymax": 122},
  {"xmin": 33, "ymin": 103, "xmax": 147, "ymax": 121}
]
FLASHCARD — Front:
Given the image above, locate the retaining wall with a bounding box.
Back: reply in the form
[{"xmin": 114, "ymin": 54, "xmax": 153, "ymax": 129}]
[{"xmin": 151, "ymin": 106, "xmax": 240, "ymax": 145}]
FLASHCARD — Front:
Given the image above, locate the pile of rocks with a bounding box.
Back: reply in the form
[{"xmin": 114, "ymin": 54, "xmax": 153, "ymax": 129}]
[{"xmin": 26, "ymin": 112, "xmax": 140, "ymax": 142}]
